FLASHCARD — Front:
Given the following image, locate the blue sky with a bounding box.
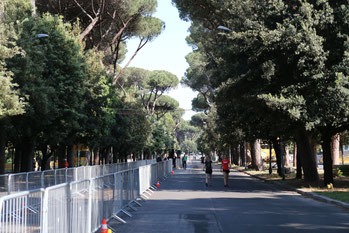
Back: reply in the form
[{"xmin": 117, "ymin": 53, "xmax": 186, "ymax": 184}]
[{"xmin": 122, "ymin": 0, "xmax": 197, "ymax": 120}]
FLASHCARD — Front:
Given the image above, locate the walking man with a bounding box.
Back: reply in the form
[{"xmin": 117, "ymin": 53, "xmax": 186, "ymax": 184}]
[
  {"xmin": 205, "ymin": 155, "xmax": 213, "ymax": 187},
  {"xmin": 182, "ymin": 154, "xmax": 187, "ymax": 169},
  {"xmin": 201, "ymin": 155, "xmax": 205, "ymax": 171}
]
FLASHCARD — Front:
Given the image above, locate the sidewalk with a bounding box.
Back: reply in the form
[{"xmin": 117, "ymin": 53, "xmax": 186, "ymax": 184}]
[
  {"xmin": 108, "ymin": 160, "xmax": 349, "ymax": 233},
  {"xmin": 240, "ymin": 169, "xmax": 349, "ymax": 211}
]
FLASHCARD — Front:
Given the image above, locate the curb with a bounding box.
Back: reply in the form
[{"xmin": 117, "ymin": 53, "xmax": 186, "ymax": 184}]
[{"xmin": 236, "ymin": 169, "xmax": 349, "ymax": 211}]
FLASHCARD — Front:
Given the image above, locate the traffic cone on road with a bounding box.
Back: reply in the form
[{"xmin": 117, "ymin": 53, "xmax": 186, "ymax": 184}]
[
  {"xmin": 156, "ymin": 180, "xmax": 160, "ymax": 187},
  {"xmin": 172, "ymin": 170, "xmax": 174, "ymax": 174},
  {"xmin": 101, "ymin": 219, "xmax": 108, "ymax": 233}
]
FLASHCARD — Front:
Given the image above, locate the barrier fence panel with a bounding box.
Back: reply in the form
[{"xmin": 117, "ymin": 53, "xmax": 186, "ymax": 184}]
[
  {"xmin": 113, "ymin": 172, "xmax": 123, "ymax": 215},
  {"xmin": 27, "ymin": 172, "xmax": 42, "ymax": 191},
  {"xmin": 2, "ymin": 160, "xmax": 157, "ymax": 195},
  {"xmin": 90, "ymin": 177, "xmax": 103, "ymax": 233},
  {"xmin": 0, "ymin": 189, "xmax": 43, "ymax": 233},
  {"xmin": 55, "ymin": 169, "xmax": 67, "ymax": 185},
  {"xmin": 0, "ymin": 175, "xmax": 8, "ymax": 197},
  {"xmin": 133, "ymin": 169, "xmax": 140, "ymax": 201},
  {"xmin": 42, "ymin": 170, "xmax": 55, "ymax": 188},
  {"xmin": 121, "ymin": 171, "xmax": 130, "ymax": 209},
  {"xmin": 138, "ymin": 166, "xmax": 146, "ymax": 195},
  {"xmin": 70, "ymin": 180, "xmax": 91, "ymax": 233},
  {"xmin": 42, "ymin": 183, "xmax": 70, "ymax": 233},
  {"xmin": 102, "ymin": 174, "xmax": 115, "ymax": 220},
  {"xmin": 66, "ymin": 168, "xmax": 75, "ymax": 183},
  {"xmin": 8, "ymin": 173, "xmax": 27, "ymax": 193},
  {"xmin": 76, "ymin": 167, "xmax": 85, "ymax": 181},
  {"xmin": 0, "ymin": 159, "xmax": 172, "ymax": 233},
  {"xmin": 151, "ymin": 164, "xmax": 158, "ymax": 186}
]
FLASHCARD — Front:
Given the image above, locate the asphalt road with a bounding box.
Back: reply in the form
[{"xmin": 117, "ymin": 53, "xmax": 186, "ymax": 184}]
[{"xmin": 109, "ymin": 159, "xmax": 349, "ymax": 233}]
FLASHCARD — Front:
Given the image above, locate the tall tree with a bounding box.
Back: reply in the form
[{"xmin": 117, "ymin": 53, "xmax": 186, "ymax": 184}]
[
  {"xmin": 0, "ymin": 7, "xmax": 26, "ymax": 174},
  {"xmin": 7, "ymin": 13, "xmax": 89, "ymax": 171}
]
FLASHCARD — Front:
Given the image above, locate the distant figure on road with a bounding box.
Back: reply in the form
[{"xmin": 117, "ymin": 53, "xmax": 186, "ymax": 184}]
[
  {"xmin": 221, "ymin": 156, "xmax": 230, "ymax": 187},
  {"xmin": 182, "ymin": 155, "xmax": 187, "ymax": 169},
  {"xmin": 205, "ymin": 155, "xmax": 213, "ymax": 187},
  {"xmin": 201, "ymin": 155, "xmax": 205, "ymax": 171},
  {"xmin": 62, "ymin": 159, "xmax": 69, "ymax": 168}
]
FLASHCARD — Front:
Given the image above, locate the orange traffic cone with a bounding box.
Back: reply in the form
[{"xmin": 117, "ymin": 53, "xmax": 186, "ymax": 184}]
[
  {"xmin": 172, "ymin": 171, "xmax": 174, "ymax": 174},
  {"xmin": 156, "ymin": 180, "xmax": 160, "ymax": 187},
  {"xmin": 101, "ymin": 219, "xmax": 108, "ymax": 233}
]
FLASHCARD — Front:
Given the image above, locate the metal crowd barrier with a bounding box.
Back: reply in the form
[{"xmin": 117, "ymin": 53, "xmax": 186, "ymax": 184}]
[
  {"xmin": 0, "ymin": 160, "xmax": 172, "ymax": 233},
  {"xmin": 1, "ymin": 159, "xmax": 156, "ymax": 196}
]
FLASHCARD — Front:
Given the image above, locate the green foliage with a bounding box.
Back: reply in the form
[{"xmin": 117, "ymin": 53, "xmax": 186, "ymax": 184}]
[
  {"xmin": 147, "ymin": 70, "xmax": 179, "ymax": 92},
  {"xmin": 111, "ymin": 101, "xmax": 151, "ymax": 155},
  {"xmin": 190, "ymin": 113, "xmax": 207, "ymax": 128},
  {"xmin": 174, "ymin": 0, "xmax": 349, "ymax": 141},
  {"xmin": 120, "ymin": 67, "xmax": 149, "ymax": 91},
  {"xmin": 336, "ymin": 169, "xmax": 344, "ymax": 177},
  {"xmin": 133, "ymin": 16, "xmax": 165, "ymax": 41},
  {"xmin": 0, "ymin": 16, "xmax": 26, "ymax": 118},
  {"xmin": 192, "ymin": 94, "xmax": 209, "ymax": 112},
  {"xmin": 181, "ymin": 139, "xmax": 197, "ymax": 154}
]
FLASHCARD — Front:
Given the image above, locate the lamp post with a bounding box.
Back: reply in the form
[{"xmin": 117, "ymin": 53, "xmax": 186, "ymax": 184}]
[
  {"xmin": 217, "ymin": 25, "xmax": 232, "ymax": 31},
  {"xmin": 37, "ymin": 34, "xmax": 49, "ymax": 39}
]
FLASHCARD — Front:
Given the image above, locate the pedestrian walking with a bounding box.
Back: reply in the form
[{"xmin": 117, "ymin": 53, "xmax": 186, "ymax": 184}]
[
  {"xmin": 201, "ymin": 155, "xmax": 205, "ymax": 171},
  {"xmin": 221, "ymin": 155, "xmax": 230, "ymax": 187},
  {"xmin": 182, "ymin": 154, "xmax": 187, "ymax": 169},
  {"xmin": 205, "ymin": 155, "xmax": 213, "ymax": 187}
]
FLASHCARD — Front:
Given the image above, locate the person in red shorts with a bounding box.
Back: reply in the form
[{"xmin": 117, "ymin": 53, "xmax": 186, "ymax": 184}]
[{"xmin": 221, "ymin": 156, "xmax": 230, "ymax": 187}]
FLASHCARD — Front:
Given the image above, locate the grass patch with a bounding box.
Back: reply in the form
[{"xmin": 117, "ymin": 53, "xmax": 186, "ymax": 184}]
[
  {"xmin": 314, "ymin": 191, "xmax": 349, "ymax": 203},
  {"xmin": 238, "ymin": 167, "xmax": 349, "ymax": 203}
]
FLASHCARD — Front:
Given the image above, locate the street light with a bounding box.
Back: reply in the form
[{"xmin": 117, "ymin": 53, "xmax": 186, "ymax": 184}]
[
  {"xmin": 36, "ymin": 34, "xmax": 49, "ymax": 39},
  {"xmin": 217, "ymin": 25, "xmax": 232, "ymax": 31}
]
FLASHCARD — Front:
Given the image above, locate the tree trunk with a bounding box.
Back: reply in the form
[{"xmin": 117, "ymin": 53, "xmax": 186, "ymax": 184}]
[
  {"xmin": 20, "ymin": 137, "xmax": 36, "ymax": 172},
  {"xmin": 40, "ymin": 145, "xmax": 51, "ymax": 171},
  {"xmin": 67, "ymin": 145, "xmax": 74, "ymax": 167},
  {"xmin": 251, "ymin": 142, "xmax": 256, "ymax": 168},
  {"xmin": 272, "ymin": 138, "xmax": 283, "ymax": 177},
  {"xmin": 94, "ymin": 148, "xmax": 99, "ymax": 165},
  {"xmin": 340, "ymin": 140, "xmax": 344, "ymax": 165},
  {"xmin": 295, "ymin": 130, "xmax": 319, "ymax": 182},
  {"xmin": 57, "ymin": 145, "xmax": 66, "ymax": 168},
  {"xmin": 14, "ymin": 143, "xmax": 22, "ymax": 172},
  {"xmin": 312, "ymin": 142, "xmax": 318, "ymax": 168},
  {"xmin": 112, "ymin": 147, "xmax": 118, "ymax": 163},
  {"xmin": 322, "ymin": 132, "xmax": 334, "ymax": 185},
  {"xmin": 296, "ymin": 142, "xmax": 302, "ymax": 179},
  {"xmin": 252, "ymin": 139, "xmax": 263, "ymax": 171},
  {"xmin": 239, "ymin": 143, "xmax": 245, "ymax": 167},
  {"xmin": 293, "ymin": 142, "xmax": 297, "ymax": 167},
  {"xmin": 232, "ymin": 144, "xmax": 240, "ymax": 165},
  {"xmin": 331, "ymin": 134, "xmax": 340, "ymax": 165},
  {"xmin": 284, "ymin": 145, "xmax": 290, "ymax": 167},
  {"xmin": 246, "ymin": 142, "xmax": 252, "ymax": 165},
  {"xmin": 107, "ymin": 147, "xmax": 112, "ymax": 164}
]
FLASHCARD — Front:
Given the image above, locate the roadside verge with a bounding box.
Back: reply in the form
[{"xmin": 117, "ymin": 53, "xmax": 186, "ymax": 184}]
[{"xmin": 236, "ymin": 169, "xmax": 349, "ymax": 211}]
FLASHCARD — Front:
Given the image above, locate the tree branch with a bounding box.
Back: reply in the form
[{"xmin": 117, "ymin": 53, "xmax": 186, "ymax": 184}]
[{"xmin": 112, "ymin": 38, "xmax": 149, "ymax": 85}]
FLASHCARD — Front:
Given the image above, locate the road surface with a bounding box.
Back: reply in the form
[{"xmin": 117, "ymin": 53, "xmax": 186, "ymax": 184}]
[{"xmin": 109, "ymin": 159, "xmax": 349, "ymax": 233}]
